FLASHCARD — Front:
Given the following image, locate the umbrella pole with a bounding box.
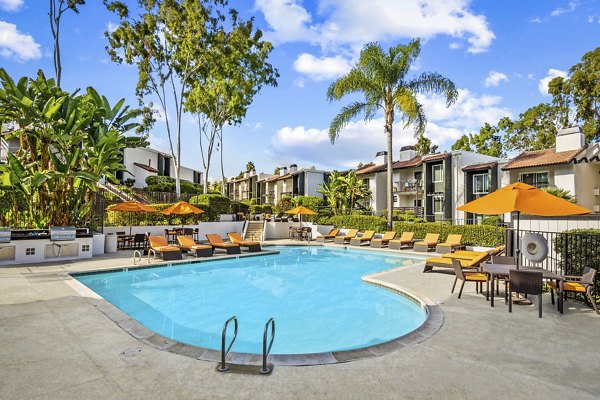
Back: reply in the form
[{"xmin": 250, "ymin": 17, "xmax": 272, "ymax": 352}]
[
  {"xmin": 515, "ymin": 211, "xmax": 520, "ymax": 270},
  {"xmin": 129, "ymin": 212, "xmax": 132, "ymax": 235}
]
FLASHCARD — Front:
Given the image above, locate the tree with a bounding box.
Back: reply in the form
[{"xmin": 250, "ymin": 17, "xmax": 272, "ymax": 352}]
[
  {"xmin": 273, "ymin": 167, "xmax": 281, "ymax": 175},
  {"xmin": 498, "ymin": 103, "xmax": 561, "ymax": 152},
  {"xmin": 451, "ymin": 123, "xmax": 505, "ymax": 157},
  {"xmin": 327, "ymin": 40, "xmax": 457, "ymax": 228},
  {"xmin": 542, "ymin": 186, "xmax": 576, "ymax": 203},
  {"xmin": 413, "ymin": 133, "xmax": 439, "ymax": 156},
  {"xmin": 49, "ymin": 0, "xmax": 85, "ymax": 86},
  {"xmin": 105, "ymin": 0, "xmax": 227, "ymax": 198},
  {"xmin": 317, "ymin": 171, "xmax": 371, "ymax": 215},
  {"xmin": 246, "ymin": 161, "xmax": 255, "ymax": 172}
]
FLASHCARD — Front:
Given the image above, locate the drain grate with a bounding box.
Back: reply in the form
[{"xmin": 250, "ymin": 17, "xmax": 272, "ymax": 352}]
[{"xmin": 121, "ymin": 348, "xmax": 142, "ymax": 357}]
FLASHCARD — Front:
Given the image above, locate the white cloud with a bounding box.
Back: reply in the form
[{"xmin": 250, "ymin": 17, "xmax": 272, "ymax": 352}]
[
  {"xmin": 147, "ymin": 133, "xmax": 170, "ymax": 154},
  {"xmin": 529, "ymin": 17, "xmax": 542, "ymax": 23},
  {"xmin": 0, "ymin": 0, "xmax": 22, "ymax": 12},
  {"xmin": 550, "ymin": 1, "xmax": 578, "ymax": 17},
  {"xmin": 255, "ymin": 0, "xmax": 495, "ymax": 54},
  {"xmin": 293, "ymin": 53, "xmax": 353, "ymax": 81},
  {"xmin": 538, "ymin": 68, "xmax": 567, "ymax": 95},
  {"xmin": 106, "ymin": 22, "xmax": 118, "ymax": 34},
  {"xmin": 0, "ymin": 21, "xmax": 41, "ymax": 62},
  {"xmin": 293, "ymin": 77, "xmax": 305, "ymax": 88},
  {"xmin": 484, "ymin": 71, "xmax": 508, "ymax": 87},
  {"xmin": 449, "ymin": 42, "xmax": 462, "ymax": 50}
]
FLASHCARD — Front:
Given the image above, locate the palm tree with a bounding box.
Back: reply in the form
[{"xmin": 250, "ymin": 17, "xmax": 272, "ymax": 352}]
[
  {"xmin": 342, "ymin": 171, "xmax": 371, "ymax": 214},
  {"xmin": 327, "ymin": 40, "xmax": 458, "ymax": 228}
]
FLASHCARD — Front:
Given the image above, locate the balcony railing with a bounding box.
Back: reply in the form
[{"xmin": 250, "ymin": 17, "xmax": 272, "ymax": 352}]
[{"xmin": 394, "ymin": 179, "xmax": 423, "ymax": 193}]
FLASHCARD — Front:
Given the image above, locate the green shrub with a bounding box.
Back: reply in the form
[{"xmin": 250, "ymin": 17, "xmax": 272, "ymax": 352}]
[
  {"xmin": 145, "ymin": 175, "xmax": 203, "ymax": 194},
  {"xmin": 554, "ymin": 229, "xmax": 600, "ymax": 300},
  {"xmin": 249, "ymin": 204, "xmax": 272, "ymax": 215},
  {"xmin": 392, "ymin": 222, "xmax": 504, "ymax": 247},
  {"xmin": 105, "ymin": 202, "xmax": 205, "ymax": 226},
  {"xmin": 274, "ymin": 196, "xmax": 294, "ymax": 213},
  {"xmin": 324, "ymin": 215, "xmax": 388, "ymax": 232},
  {"xmin": 481, "ymin": 216, "xmax": 502, "ymax": 226},
  {"xmin": 188, "ymin": 194, "xmax": 231, "ymax": 221}
]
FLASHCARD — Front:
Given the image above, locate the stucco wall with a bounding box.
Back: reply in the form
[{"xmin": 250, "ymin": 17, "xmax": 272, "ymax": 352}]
[
  {"xmin": 304, "ymin": 171, "xmax": 325, "ymax": 197},
  {"xmin": 103, "ymin": 222, "xmax": 244, "ymax": 241}
]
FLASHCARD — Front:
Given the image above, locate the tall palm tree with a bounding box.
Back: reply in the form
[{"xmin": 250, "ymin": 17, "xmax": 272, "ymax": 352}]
[{"xmin": 327, "ymin": 39, "xmax": 458, "ymax": 228}]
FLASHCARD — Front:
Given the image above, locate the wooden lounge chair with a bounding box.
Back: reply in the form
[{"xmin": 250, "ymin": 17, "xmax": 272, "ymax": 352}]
[
  {"xmin": 227, "ymin": 232, "xmax": 261, "ymax": 252},
  {"xmin": 442, "ymin": 245, "xmax": 505, "ymax": 260},
  {"xmin": 451, "ymin": 258, "xmax": 488, "ymax": 299},
  {"xmin": 333, "ymin": 229, "xmax": 359, "ymax": 244},
  {"xmin": 370, "ymin": 231, "xmax": 397, "ymax": 248},
  {"xmin": 435, "ymin": 234, "xmax": 464, "ymax": 254},
  {"xmin": 413, "ymin": 233, "xmax": 440, "ymax": 252},
  {"xmin": 316, "ymin": 229, "xmax": 340, "ymax": 243},
  {"xmin": 177, "ymin": 235, "xmax": 213, "ymax": 257},
  {"xmin": 350, "ymin": 230, "xmax": 375, "ymax": 246},
  {"xmin": 206, "ymin": 233, "xmax": 241, "ymax": 255},
  {"xmin": 148, "ymin": 235, "xmax": 182, "ymax": 261},
  {"xmin": 548, "ymin": 267, "xmax": 599, "ymax": 315},
  {"xmin": 423, "ymin": 251, "xmax": 490, "ymax": 273},
  {"xmin": 389, "ymin": 232, "xmax": 415, "ymax": 250}
]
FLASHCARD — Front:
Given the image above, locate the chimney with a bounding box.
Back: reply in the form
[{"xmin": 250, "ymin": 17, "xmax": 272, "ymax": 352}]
[
  {"xmin": 243, "ymin": 172, "xmax": 249, "ymax": 178},
  {"xmin": 556, "ymin": 127, "xmax": 585, "ymax": 152},
  {"xmin": 280, "ymin": 167, "xmax": 288, "ymax": 176},
  {"xmin": 289, "ymin": 164, "xmax": 298, "ymax": 173},
  {"xmin": 251, "ymin": 169, "xmax": 256, "ymax": 176},
  {"xmin": 399, "ymin": 145, "xmax": 415, "ymax": 161},
  {"xmin": 374, "ymin": 151, "xmax": 388, "ymax": 165}
]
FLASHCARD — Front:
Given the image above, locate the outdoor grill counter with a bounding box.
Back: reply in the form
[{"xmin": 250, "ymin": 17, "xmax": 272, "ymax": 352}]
[{"xmin": 0, "ymin": 228, "xmax": 94, "ymax": 265}]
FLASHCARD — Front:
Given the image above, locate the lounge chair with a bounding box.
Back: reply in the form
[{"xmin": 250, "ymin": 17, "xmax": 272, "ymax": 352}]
[
  {"xmin": 316, "ymin": 229, "xmax": 340, "ymax": 243},
  {"xmin": 333, "ymin": 229, "xmax": 359, "ymax": 245},
  {"xmin": 435, "ymin": 234, "xmax": 464, "ymax": 254},
  {"xmin": 206, "ymin": 233, "xmax": 241, "ymax": 255},
  {"xmin": 148, "ymin": 235, "xmax": 182, "ymax": 261},
  {"xmin": 423, "ymin": 251, "xmax": 490, "ymax": 273},
  {"xmin": 273, "ymin": 212, "xmax": 288, "ymax": 222},
  {"xmin": 349, "ymin": 230, "xmax": 375, "ymax": 246},
  {"xmin": 370, "ymin": 231, "xmax": 397, "ymax": 248},
  {"xmin": 442, "ymin": 245, "xmax": 505, "ymax": 260},
  {"xmin": 177, "ymin": 235, "xmax": 213, "ymax": 257},
  {"xmin": 450, "ymin": 258, "xmax": 488, "ymax": 299},
  {"xmin": 388, "ymin": 232, "xmax": 415, "ymax": 250},
  {"xmin": 548, "ymin": 267, "xmax": 599, "ymax": 315},
  {"xmin": 227, "ymin": 232, "xmax": 262, "ymax": 252},
  {"xmin": 413, "ymin": 233, "xmax": 440, "ymax": 252}
]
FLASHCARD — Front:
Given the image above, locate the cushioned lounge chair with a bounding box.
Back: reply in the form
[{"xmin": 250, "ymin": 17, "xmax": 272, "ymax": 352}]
[
  {"xmin": 451, "ymin": 258, "xmax": 488, "ymax": 299},
  {"xmin": 370, "ymin": 231, "xmax": 397, "ymax": 248},
  {"xmin": 413, "ymin": 233, "xmax": 440, "ymax": 252},
  {"xmin": 316, "ymin": 229, "xmax": 340, "ymax": 243},
  {"xmin": 177, "ymin": 235, "xmax": 213, "ymax": 257},
  {"xmin": 206, "ymin": 234, "xmax": 241, "ymax": 255},
  {"xmin": 349, "ymin": 230, "xmax": 375, "ymax": 246},
  {"xmin": 333, "ymin": 229, "xmax": 359, "ymax": 244},
  {"xmin": 442, "ymin": 245, "xmax": 505, "ymax": 260},
  {"xmin": 148, "ymin": 235, "xmax": 182, "ymax": 261},
  {"xmin": 435, "ymin": 234, "xmax": 464, "ymax": 254},
  {"xmin": 227, "ymin": 232, "xmax": 261, "ymax": 252},
  {"xmin": 389, "ymin": 232, "xmax": 415, "ymax": 250},
  {"xmin": 548, "ymin": 267, "xmax": 599, "ymax": 315},
  {"xmin": 424, "ymin": 251, "xmax": 490, "ymax": 273}
]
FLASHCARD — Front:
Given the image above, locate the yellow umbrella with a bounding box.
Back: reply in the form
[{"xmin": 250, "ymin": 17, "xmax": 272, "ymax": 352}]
[
  {"xmin": 286, "ymin": 206, "xmax": 317, "ymax": 215},
  {"xmin": 457, "ymin": 182, "xmax": 591, "ymax": 267},
  {"xmin": 162, "ymin": 201, "xmax": 204, "ymax": 227},
  {"xmin": 107, "ymin": 201, "xmax": 158, "ymax": 234}
]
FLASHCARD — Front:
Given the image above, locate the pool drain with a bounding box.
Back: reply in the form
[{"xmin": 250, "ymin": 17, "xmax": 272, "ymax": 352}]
[{"xmin": 121, "ymin": 348, "xmax": 142, "ymax": 357}]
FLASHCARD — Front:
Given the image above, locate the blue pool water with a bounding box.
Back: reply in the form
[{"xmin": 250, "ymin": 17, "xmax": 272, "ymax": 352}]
[{"xmin": 75, "ymin": 246, "xmax": 427, "ymax": 354}]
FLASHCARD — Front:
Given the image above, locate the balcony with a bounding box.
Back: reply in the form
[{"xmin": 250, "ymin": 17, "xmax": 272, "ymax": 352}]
[{"xmin": 395, "ymin": 179, "xmax": 423, "ymax": 194}]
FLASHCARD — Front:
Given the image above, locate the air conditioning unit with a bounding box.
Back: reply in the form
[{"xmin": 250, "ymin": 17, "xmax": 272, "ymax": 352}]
[
  {"xmin": 594, "ymin": 188, "xmax": 600, "ymax": 196},
  {"xmin": 594, "ymin": 205, "xmax": 600, "ymax": 213}
]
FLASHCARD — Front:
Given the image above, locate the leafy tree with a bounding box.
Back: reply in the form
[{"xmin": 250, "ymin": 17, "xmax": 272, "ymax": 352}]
[
  {"xmin": 541, "ymin": 186, "xmax": 576, "ymax": 203},
  {"xmin": 246, "ymin": 161, "xmax": 255, "ymax": 172},
  {"xmin": 49, "ymin": 0, "xmax": 85, "ymax": 86},
  {"xmin": 327, "ymin": 40, "xmax": 457, "ymax": 228},
  {"xmin": 317, "ymin": 171, "xmax": 371, "ymax": 215},
  {"xmin": 498, "ymin": 103, "xmax": 561, "ymax": 151},
  {"xmin": 273, "ymin": 167, "xmax": 281, "ymax": 175},
  {"xmin": 451, "ymin": 134, "xmax": 471, "ymax": 152},
  {"xmin": 413, "ymin": 134, "xmax": 439, "ymax": 156},
  {"xmin": 451, "ymin": 123, "xmax": 505, "ymax": 157}
]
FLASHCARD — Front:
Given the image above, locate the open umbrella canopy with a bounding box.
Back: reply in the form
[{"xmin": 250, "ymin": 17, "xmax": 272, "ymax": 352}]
[
  {"xmin": 457, "ymin": 182, "xmax": 591, "ymax": 216},
  {"xmin": 286, "ymin": 206, "xmax": 317, "ymax": 215},
  {"xmin": 162, "ymin": 201, "xmax": 204, "ymax": 215},
  {"xmin": 107, "ymin": 201, "xmax": 158, "ymax": 213}
]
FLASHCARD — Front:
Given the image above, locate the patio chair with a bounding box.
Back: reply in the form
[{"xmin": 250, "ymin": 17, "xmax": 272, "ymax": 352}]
[
  {"xmin": 413, "ymin": 233, "xmax": 440, "ymax": 252},
  {"xmin": 177, "ymin": 235, "xmax": 213, "ymax": 257},
  {"xmin": 227, "ymin": 232, "xmax": 262, "ymax": 252},
  {"xmin": 441, "ymin": 245, "xmax": 506, "ymax": 260},
  {"xmin": 130, "ymin": 233, "xmax": 146, "ymax": 250},
  {"xmin": 547, "ymin": 267, "xmax": 599, "ymax": 315},
  {"xmin": 316, "ymin": 229, "xmax": 340, "ymax": 243},
  {"xmin": 148, "ymin": 235, "xmax": 182, "ymax": 261},
  {"xmin": 435, "ymin": 234, "xmax": 464, "ymax": 254},
  {"xmin": 490, "ymin": 256, "xmax": 516, "ymax": 297},
  {"xmin": 333, "ymin": 229, "xmax": 359, "ymax": 245},
  {"xmin": 273, "ymin": 212, "xmax": 288, "ymax": 222},
  {"xmin": 116, "ymin": 231, "xmax": 129, "ymax": 249},
  {"xmin": 389, "ymin": 232, "xmax": 415, "ymax": 250},
  {"xmin": 370, "ymin": 231, "xmax": 397, "ymax": 248},
  {"xmin": 451, "ymin": 258, "xmax": 488, "ymax": 299},
  {"xmin": 206, "ymin": 234, "xmax": 241, "ymax": 255},
  {"xmin": 508, "ymin": 269, "xmax": 544, "ymax": 318},
  {"xmin": 424, "ymin": 251, "xmax": 490, "ymax": 273},
  {"xmin": 349, "ymin": 230, "xmax": 375, "ymax": 246}
]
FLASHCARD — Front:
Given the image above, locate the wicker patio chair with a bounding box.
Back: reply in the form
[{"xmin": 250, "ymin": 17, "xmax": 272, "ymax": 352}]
[
  {"xmin": 450, "ymin": 258, "xmax": 488, "ymax": 299},
  {"xmin": 508, "ymin": 269, "xmax": 544, "ymax": 318},
  {"xmin": 547, "ymin": 267, "xmax": 599, "ymax": 315}
]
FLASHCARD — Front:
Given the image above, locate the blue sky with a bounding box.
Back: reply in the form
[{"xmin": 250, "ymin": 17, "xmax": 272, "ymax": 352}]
[{"xmin": 1, "ymin": 0, "xmax": 599, "ymax": 180}]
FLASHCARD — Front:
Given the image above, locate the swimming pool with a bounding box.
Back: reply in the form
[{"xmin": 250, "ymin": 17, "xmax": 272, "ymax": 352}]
[{"xmin": 75, "ymin": 246, "xmax": 427, "ymax": 355}]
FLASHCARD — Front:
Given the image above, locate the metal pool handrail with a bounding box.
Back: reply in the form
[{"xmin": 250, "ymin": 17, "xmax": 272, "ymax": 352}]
[
  {"xmin": 217, "ymin": 316, "xmax": 238, "ymax": 372},
  {"xmin": 261, "ymin": 318, "xmax": 275, "ymax": 374}
]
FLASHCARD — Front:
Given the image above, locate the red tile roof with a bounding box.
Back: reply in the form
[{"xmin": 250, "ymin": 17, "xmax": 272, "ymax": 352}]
[
  {"xmin": 421, "ymin": 153, "xmax": 450, "ymax": 162},
  {"xmin": 133, "ymin": 162, "xmax": 159, "ymax": 173},
  {"xmin": 462, "ymin": 161, "xmax": 498, "ymax": 172},
  {"xmin": 502, "ymin": 148, "xmax": 585, "ymax": 170},
  {"xmin": 356, "ymin": 156, "xmax": 424, "ymax": 175}
]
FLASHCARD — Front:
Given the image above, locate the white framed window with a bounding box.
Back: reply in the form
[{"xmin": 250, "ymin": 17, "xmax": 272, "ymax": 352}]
[
  {"xmin": 473, "ymin": 173, "xmax": 490, "ymax": 194},
  {"xmin": 432, "ymin": 164, "xmax": 443, "ymax": 182},
  {"xmin": 433, "ymin": 197, "xmax": 444, "ymax": 214},
  {"xmin": 520, "ymin": 172, "xmax": 549, "ymax": 188}
]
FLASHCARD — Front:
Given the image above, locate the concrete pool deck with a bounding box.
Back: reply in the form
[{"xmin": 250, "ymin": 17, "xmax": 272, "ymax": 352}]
[{"xmin": 1, "ymin": 241, "xmax": 599, "ymax": 399}]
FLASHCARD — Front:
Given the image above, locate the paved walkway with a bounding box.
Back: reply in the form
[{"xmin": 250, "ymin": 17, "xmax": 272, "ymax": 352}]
[{"xmin": 1, "ymin": 244, "xmax": 599, "ymax": 399}]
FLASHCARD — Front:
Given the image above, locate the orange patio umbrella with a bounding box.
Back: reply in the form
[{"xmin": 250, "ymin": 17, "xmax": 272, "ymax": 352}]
[
  {"xmin": 162, "ymin": 201, "xmax": 204, "ymax": 227},
  {"xmin": 457, "ymin": 182, "xmax": 591, "ymax": 267},
  {"xmin": 286, "ymin": 206, "xmax": 317, "ymax": 223},
  {"xmin": 107, "ymin": 201, "xmax": 159, "ymax": 234}
]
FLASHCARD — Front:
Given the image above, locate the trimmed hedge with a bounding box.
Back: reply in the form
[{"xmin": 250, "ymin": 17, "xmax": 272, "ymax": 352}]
[
  {"xmin": 324, "ymin": 215, "xmax": 388, "ymax": 232},
  {"xmin": 554, "ymin": 229, "xmax": 600, "ymax": 301},
  {"xmin": 188, "ymin": 194, "xmax": 232, "ymax": 221},
  {"xmin": 249, "ymin": 204, "xmax": 272, "ymax": 215},
  {"xmin": 106, "ymin": 203, "xmax": 205, "ymax": 226},
  {"xmin": 393, "ymin": 222, "xmax": 504, "ymax": 247},
  {"xmin": 145, "ymin": 175, "xmax": 203, "ymax": 194}
]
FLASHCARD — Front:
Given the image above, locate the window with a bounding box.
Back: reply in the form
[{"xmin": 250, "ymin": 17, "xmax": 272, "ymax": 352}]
[
  {"xmin": 432, "ymin": 165, "xmax": 443, "ymax": 182},
  {"xmin": 362, "ymin": 178, "xmax": 370, "ymax": 189},
  {"xmin": 433, "ymin": 197, "xmax": 444, "ymax": 214},
  {"xmin": 82, "ymin": 245, "xmax": 90, "ymax": 252},
  {"xmin": 473, "ymin": 173, "xmax": 490, "ymax": 194},
  {"xmin": 520, "ymin": 172, "xmax": 549, "ymax": 188},
  {"xmin": 25, "ymin": 248, "xmax": 35, "ymax": 256}
]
